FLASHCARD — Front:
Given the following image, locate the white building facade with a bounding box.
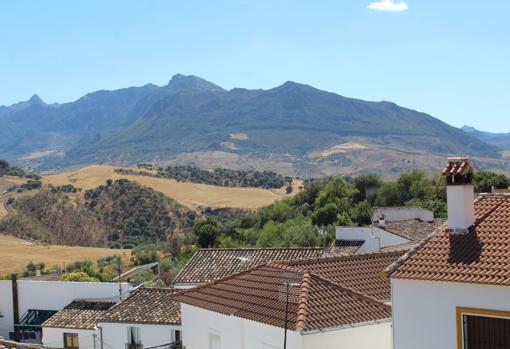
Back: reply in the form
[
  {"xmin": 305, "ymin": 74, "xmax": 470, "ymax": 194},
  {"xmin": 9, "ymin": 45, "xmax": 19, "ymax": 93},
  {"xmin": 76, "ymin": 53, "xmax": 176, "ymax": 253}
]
[{"xmin": 181, "ymin": 304, "xmax": 392, "ymax": 349}]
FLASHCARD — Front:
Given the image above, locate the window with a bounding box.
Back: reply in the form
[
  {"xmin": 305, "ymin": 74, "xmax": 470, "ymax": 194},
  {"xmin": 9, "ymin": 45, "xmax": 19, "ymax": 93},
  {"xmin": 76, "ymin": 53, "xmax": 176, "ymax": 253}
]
[
  {"xmin": 208, "ymin": 333, "xmax": 221, "ymax": 349},
  {"xmin": 171, "ymin": 330, "xmax": 181, "ymax": 343},
  {"xmin": 63, "ymin": 333, "xmax": 79, "ymax": 349},
  {"xmin": 457, "ymin": 307, "xmax": 510, "ymax": 349},
  {"xmin": 127, "ymin": 327, "xmax": 141, "ymax": 346}
]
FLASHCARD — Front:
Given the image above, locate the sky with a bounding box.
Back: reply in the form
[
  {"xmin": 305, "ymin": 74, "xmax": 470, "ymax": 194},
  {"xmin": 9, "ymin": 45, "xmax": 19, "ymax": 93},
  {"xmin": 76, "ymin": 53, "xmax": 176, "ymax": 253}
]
[{"xmin": 1, "ymin": 0, "xmax": 509, "ymax": 132}]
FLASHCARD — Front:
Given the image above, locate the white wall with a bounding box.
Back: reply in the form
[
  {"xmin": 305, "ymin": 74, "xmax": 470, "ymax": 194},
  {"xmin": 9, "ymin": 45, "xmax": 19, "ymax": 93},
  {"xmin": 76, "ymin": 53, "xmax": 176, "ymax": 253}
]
[
  {"xmin": 0, "ymin": 280, "xmax": 130, "ymax": 338},
  {"xmin": 42, "ymin": 328, "xmax": 97, "ymax": 349},
  {"xmin": 373, "ymin": 207, "xmax": 434, "ymax": 222},
  {"xmin": 302, "ymin": 321, "xmax": 393, "ymax": 349},
  {"xmin": 335, "ymin": 227, "xmax": 410, "ymax": 254},
  {"xmin": 181, "ymin": 304, "xmax": 302, "ymax": 349},
  {"xmin": 446, "ymin": 185, "xmax": 475, "ymax": 230},
  {"xmin": 97, "ymin": 322, "xmax": 180, "ymax": 349},
  {"xmin": 392, "ymin": 278, "xmax": 510, "ymax": 349}
]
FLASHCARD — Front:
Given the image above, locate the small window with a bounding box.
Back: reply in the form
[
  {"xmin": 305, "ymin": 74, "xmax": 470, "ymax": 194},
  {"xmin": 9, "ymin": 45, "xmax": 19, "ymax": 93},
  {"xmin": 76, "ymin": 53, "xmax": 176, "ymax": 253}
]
[
  {"xmin": 208, "ymin": 333, "xmax": 221, "ymax": 349},
  {"xmin": 127, "ymin": 327, "xmax": 141, "ymax": 345},
  {"xmin": 174, "ymin": 330, "xmax": 181, "ymax": 342},
  {"xmin": 63, "ymin": 333, "xmax": 79, "ymax": 349}
]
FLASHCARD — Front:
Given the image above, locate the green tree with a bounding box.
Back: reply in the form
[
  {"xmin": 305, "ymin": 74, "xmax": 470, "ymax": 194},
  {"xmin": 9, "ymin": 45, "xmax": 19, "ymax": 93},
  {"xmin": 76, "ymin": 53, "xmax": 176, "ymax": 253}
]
[
  {"xmin": 62, "ymin": 272, "xmax": 100, "ymax": 282},
  {"xmin": 193, "ymin": 217, "xmax": 224, "ymax": 248},
  {"xmin": 353, "ymin": 173, "xmax": 382, "ymax": 203},
  {"xmin": 316, "ymin": 177, "xmax": 354, "ymax": 210},
  {"xmin": 351, "ymin": 201, "xmax": 373, "ymax": 226},
  {"xmin": 474, "ymin": 171, "xmax": 509, "ymax": 193},
  {"xmin": 311, "ymin": 203, "xmax": 339, "ymax": 226}
]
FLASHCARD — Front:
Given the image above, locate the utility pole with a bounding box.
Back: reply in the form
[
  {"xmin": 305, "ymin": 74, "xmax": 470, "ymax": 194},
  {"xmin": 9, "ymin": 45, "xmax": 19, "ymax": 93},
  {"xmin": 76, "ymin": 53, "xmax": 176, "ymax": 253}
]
[
  {"xmin": 283, "ymin": 282, "xmax": 289, "ymax": 349},
  {"xmin": 319, "ymin": 225, "xmax": 327, "ymax": 257},
  {"xmin": 116, "ymin": 256, "xmax": 122, "ymax": 302},
  {"xmin": 283, "ymin": 282, "xmax": 299, "ymax": 349}
]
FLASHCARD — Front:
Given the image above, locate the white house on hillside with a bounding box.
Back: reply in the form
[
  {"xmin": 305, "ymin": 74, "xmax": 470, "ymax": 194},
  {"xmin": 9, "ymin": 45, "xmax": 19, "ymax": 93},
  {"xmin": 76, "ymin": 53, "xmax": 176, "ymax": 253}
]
[
  {"xmin": 387, "ymin": 157, "xmax": 510, "ymax": 349},
  {"xmin": 334, "ymin": 207, "xmax": 444, "ymax": 255},
  {"xmin": 173, "ymin": 251, "xmax": 402, "ymax": 349},
  {"xmin": 97, "ymin": 287, "xmax": 181, "ymax": 349}
]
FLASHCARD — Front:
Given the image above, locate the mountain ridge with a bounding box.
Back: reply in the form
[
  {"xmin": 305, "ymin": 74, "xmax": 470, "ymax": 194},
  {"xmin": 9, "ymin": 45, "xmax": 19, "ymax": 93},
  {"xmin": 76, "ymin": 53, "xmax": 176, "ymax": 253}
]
[
  {"xmin": 462, "ymin": 125, "xmax": 510, "ymax": 151},
  {"xmin": 0, "ymin": 74, "xmax": 506, "ymax": 177}
]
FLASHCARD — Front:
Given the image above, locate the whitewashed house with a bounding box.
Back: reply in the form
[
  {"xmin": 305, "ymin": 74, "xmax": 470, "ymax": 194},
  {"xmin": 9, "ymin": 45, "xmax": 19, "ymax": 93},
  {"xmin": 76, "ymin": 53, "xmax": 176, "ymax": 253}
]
[
  {"xmin": 42, "ymin": 301, "xmax": 115, "ymax": 349},
  {"xmin": 333, "ymin": 207, "xmax": 444, "ymax": 255},
  {"xmin": 174, "ymin": 251, "xmax": 402, "ymax": 349},
  {"xmin": 0, "ymin": 278, "xmax": 129, "ymax": 343},
  {"xmin": 96, "ymin": 287, "xmax": 181, "ymax": 349},
  {"xmin": 387, "ymin": 157, "xmax": 510, "ymax": 349}
]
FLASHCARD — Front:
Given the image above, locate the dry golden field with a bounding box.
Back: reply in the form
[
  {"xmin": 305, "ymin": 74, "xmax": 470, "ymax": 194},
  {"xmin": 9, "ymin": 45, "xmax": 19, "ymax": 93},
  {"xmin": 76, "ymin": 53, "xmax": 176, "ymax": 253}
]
[
  {"xmin": 43, "ymin": 164, "xmax": 297, "ymax": 209},
  {"xmin": 0, "ymin": 234, "xmax": 130, "ymax": 275}
]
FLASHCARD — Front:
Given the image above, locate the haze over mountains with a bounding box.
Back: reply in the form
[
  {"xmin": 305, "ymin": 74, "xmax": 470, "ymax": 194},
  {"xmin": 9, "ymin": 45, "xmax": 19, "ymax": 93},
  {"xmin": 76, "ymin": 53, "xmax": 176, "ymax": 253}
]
[
  {"xmin": 462, "ymin": 126, "xmax": 510, "ymax": 151},
  {"xmin": 1, "ymin": 74, "xmax": 508, "ymax": 177}
]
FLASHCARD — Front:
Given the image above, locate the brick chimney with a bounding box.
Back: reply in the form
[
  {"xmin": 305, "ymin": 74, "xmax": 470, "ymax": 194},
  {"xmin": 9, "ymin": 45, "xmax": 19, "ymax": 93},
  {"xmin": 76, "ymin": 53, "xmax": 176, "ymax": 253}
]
[{"xmin": 442, "ymin": 157, "xmax": 475, "ymax": 233}]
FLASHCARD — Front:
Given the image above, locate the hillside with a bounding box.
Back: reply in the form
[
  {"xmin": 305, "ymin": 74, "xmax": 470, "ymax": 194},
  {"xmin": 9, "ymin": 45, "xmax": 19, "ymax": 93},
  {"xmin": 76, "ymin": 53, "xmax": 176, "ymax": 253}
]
[
  {"xmin": 462, "ymin": 126, "xmax": 510, "ymax": 151},
  {"xmin": 0, "ymin": 179, "xmax": 195, "ymax": 248},
  {"xmin": 43, "ymin": 164, "xmax": 294, "ymax": 209},
  {"xmin": 1, "ymin": 75, "xmax": 505, "ymax": 177}
]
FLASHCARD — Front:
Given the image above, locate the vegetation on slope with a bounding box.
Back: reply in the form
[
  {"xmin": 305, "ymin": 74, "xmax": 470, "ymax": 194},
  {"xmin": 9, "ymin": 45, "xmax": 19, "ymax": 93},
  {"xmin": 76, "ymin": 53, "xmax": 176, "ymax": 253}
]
[
  {"xmin": 190, "ymin": 170, "xmax": 510, "ymax": 249},
  {"xmin": 156, "ymin": 165, "xmax": 293, "ymax": 189},
  {"xmin": 0, "ymin": 179, "xmax": 196, "ymax": 248}
]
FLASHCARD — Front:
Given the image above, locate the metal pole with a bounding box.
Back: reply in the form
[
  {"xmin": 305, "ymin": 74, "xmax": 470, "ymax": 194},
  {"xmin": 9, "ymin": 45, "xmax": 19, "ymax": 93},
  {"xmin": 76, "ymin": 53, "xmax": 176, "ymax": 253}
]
[
  {"xmin": 117, "ymin": 256, "xmax": 122, "ymax": 301},
  {"xmin": 283, "ymin": 282, "xmax": 289, "ymax": 349}
]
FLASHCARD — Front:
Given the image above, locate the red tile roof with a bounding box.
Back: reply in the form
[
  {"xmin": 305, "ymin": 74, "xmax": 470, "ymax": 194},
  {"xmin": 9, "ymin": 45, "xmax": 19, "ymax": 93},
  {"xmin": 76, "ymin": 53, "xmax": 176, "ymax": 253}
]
[
  {"xmin": 442, "ymin": 157, "xmax": 474, "ymax": 176},
  {"xmin": 174, "ymin": 247, "xmax": 323, "ymax": 285},
  {"xmin": 172, "ymin": 252, "xmax": 400, "ymax": 331},
  {"xmin": 388, "ymin": 195, "xmax": 510, "ymax": 286},
  {"xmin": 279, "ymin": 251, "xmax": 404, "ymax": 301}
]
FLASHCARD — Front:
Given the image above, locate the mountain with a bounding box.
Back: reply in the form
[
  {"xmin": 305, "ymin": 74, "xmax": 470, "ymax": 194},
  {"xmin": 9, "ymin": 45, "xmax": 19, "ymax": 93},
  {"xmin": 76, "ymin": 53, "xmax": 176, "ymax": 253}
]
[
  {"xmin": 462, "ymin": 126, "xmax": 510, "ymax": 151},
  {"xmin": 0, "ymin": 75, "xmax": 506, "ymax": 177}
]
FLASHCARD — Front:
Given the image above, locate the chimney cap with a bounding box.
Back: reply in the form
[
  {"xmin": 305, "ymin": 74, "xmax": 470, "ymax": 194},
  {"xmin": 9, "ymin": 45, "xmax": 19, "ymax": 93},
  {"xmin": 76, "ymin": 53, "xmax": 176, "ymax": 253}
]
[{"xmin": 442, "ymin": 157, "xmax": 474, "ymax": 177}]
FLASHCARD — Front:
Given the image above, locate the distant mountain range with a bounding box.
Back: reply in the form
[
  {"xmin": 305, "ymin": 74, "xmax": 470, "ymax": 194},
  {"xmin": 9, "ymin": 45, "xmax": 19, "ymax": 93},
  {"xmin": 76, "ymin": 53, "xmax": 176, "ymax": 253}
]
[
  {"xmin": 461, "ymin": 126, "xmax": 510, "ymax": 151},
  {"xmin": 1, "ymin": 74, "xmax": 508, "ymax": 177}
]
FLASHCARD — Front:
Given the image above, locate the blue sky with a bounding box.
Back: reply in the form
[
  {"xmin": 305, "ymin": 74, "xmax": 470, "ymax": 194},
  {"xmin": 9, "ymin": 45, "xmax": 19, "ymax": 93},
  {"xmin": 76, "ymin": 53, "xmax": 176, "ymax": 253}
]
[{"xmin": 1, "ymin": 0, "xmax": 509, "ymax": 132}]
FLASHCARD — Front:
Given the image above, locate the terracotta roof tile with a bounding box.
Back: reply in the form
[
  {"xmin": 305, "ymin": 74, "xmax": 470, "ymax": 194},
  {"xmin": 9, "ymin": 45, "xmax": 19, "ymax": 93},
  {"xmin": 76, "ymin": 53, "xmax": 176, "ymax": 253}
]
[
  {"xmin": 100, "ymin": 287, "xmax": 180, "ymax": 325},
  {"xmin": 383, "ymin": 219, "xmax": 445, "ymax": 242},
  {"xmin": 174, "ymin": 248, "xmax": 323, "ymax": 285},
  {"xmin": 442, "ymin": 157, "xmax": 474, "ymax": 176},
  {"xmin": 278, "ymin": 251, "xmax": 404, "ymax": 301},
  {"xmin": 43, "ymin": 301, "xmax": 115, "ymax": 330},
  {"xmin": 390, "ymin": 195, "xmax": 510, "ymax": 286},
  {"xmin": 172, "ymin": 252, "xmax": 400, "ymax": 331},
  {"xmin": 329, "ymin": 240, "xmax": 363, "ymax": 256}
]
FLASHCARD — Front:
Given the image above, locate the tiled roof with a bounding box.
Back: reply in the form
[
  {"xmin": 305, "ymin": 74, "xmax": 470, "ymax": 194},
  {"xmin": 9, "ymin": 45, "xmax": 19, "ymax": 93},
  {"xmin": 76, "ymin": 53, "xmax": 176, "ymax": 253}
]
[
  {"xmin": 278, "ymin": 251, "xmax": 404, "ymax": 301},
  {"xmin": 172, "ymin": 262, "xmax": 391, "ymax": 332},
  {"xmin": 389, "ymin": 195, "xmax": 510, "ymax": 286},
  {"xmin": 42, "ymin": 301, "xmax": 115, "ymax": 330},
  {"xmin": 383, "ymin": 219, "xmax": 446, "ymax": 242},
  {"xmin": 442, "ymin": 157, "xmax": 474, "ymax": 176},
  {"xmin": 100, "ymin": 287, "xmax": 180, "ymax": 325},
  {"xmin": 329, "ymin": 239, "xmax": 363, "ymax": 256},
  {"xmin": 174, "ymin": 247, "xmax": 323, "ymax": 285}
]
